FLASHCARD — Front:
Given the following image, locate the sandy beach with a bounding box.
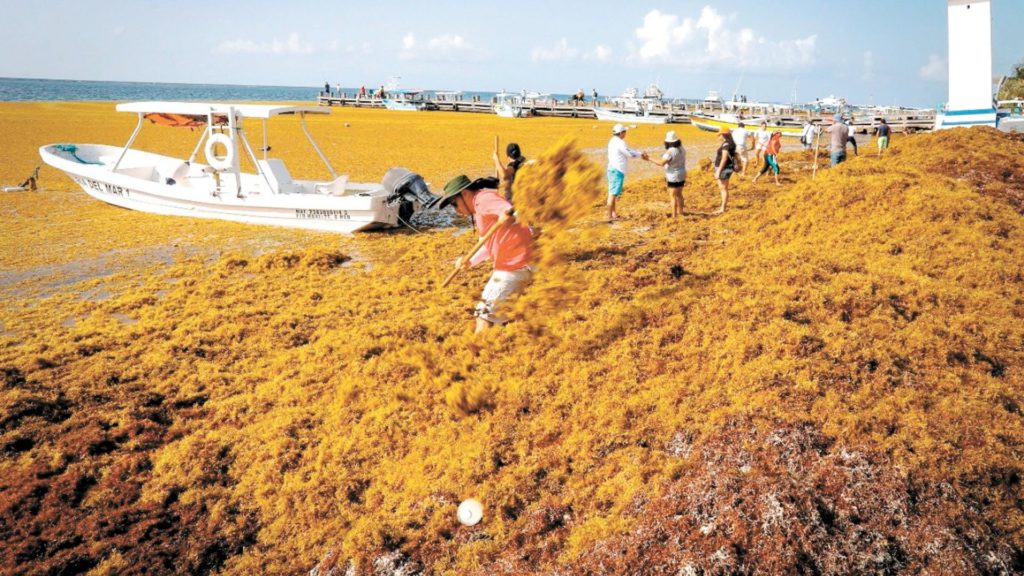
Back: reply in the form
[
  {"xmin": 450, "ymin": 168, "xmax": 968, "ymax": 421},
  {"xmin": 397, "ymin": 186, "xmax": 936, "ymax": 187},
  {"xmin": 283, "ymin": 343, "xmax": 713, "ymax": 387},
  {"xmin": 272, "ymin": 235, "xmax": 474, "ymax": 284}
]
[{"xmin": 2, "ymin": 102, "xmax": 1022, "ymax": 574}]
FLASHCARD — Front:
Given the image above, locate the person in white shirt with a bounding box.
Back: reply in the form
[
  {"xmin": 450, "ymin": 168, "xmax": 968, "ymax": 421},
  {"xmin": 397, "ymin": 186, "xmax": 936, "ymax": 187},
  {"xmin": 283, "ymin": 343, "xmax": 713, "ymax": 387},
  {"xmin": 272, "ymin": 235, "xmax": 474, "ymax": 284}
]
[
  {"xmin": 606, "ymin": 123, "xmax": 648, "ymax": 222},
  {"xmin": 645, "ymin": 130, "xmax": 687, "ymax": 218},
  {"xmin": 732, "ymin": 122, "xmax": 750, "ymax": 174},
  {"xmin": 753, "ymin": 121, "xmax": 771, "ymax": 169}
]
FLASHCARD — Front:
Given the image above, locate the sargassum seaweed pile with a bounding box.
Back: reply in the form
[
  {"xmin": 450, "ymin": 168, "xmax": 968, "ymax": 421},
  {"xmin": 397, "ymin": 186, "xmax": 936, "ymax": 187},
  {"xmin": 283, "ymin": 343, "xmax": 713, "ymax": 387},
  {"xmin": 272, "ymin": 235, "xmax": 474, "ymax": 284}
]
[{"xmin": 1, "ymin": 102, "xmax": 1023, "ymax": 575}]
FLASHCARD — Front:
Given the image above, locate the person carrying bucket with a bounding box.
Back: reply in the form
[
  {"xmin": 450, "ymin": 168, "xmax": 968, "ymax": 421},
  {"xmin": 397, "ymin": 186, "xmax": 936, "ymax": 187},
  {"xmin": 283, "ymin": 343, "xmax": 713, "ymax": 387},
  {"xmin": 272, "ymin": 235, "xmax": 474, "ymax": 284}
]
[{"xmin": 432, "ymin": 175, "xmax": 534, "ymax": 334}]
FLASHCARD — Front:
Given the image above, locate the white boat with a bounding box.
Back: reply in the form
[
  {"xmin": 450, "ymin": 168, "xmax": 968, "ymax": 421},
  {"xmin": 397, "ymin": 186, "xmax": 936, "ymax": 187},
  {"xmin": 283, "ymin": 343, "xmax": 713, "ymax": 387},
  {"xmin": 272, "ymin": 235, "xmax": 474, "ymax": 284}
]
[
  {"xmin": 493, "ymin": 92, "xmax": 530, "ymax": 118},
  {"xmin": 39, "ymin": 102, "xmax": 437, "ymax": 233},
  {"xmin": 689, "ymin": 112, "xmax": 805, "ymax": 138},
  {"xmin": 382, "ymin": 91, "xmax": 437, "ymax": 111},
  {"xmin": 807, "ymin": 95, "xmax": 848, "ymax": 113},
  {"xmin": 592, "ymin": 107, "xmax": 668, "ymax": 124},
  {"xmin": 609, "ymin": 84, "xmax": 664, "ymax": 110},
  {"xmin": 701, "ymin": 90, "xmax": 724, "ymax": 109}
]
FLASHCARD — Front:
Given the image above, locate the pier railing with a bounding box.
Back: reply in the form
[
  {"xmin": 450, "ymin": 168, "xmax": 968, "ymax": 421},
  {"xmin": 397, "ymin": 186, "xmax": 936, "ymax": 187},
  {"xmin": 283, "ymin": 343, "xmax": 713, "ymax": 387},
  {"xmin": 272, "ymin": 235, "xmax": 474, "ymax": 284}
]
[{"xmin": 316, "ymin": 94, "xmax": 936, "ymax": 132}]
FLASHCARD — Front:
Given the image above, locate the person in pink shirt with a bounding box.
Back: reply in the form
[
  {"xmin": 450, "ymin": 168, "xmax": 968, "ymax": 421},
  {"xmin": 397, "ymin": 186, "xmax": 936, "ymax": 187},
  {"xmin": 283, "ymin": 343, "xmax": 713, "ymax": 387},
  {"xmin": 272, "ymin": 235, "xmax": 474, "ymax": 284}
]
[{"xmin": 433, "ymin": 174, "xmax": 534, "ymax": 333}]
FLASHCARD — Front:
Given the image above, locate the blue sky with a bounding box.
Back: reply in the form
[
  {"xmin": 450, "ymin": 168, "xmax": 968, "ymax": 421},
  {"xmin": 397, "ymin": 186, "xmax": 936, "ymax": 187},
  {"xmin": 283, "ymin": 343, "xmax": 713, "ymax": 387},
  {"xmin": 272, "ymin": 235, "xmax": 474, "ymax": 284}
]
[{"xmin": 2, "ymin": 0, "xmax": 1021, "ymax": 107}]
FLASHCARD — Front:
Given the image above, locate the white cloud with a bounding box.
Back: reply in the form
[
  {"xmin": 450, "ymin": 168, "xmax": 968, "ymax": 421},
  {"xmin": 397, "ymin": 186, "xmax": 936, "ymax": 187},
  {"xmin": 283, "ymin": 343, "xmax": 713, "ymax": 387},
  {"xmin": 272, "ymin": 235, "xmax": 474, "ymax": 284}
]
[
  {"xmin": 531, "ymin": 38, "xmax": 578, "ymax": 62},
  {"xmin": 400, "ymin": 32, "xmax": 479, "ymax": 61},
  {"xmin": 632, "ymin": 7, "xmax": 816, "ymax": 71},
  {"xmin": 587, "ymin": 45, "xmax": 613, "ymax": 62},
  {"xmin": 345, "ymin": 42, "xmax": 373, "ymax": 55},
  {"xmin": 215, "ymin": 33, "xmax": 315, "ymax": 55},
  {"xmin": 428, "ymin": 34, "xmax": 467, "ymax": 51},
  {"xmin": 531, "ymin": 39, "xmax": 611, "ymax": 63},
  {"xmin": 919, "ymin": 54, "xmax": 947, "ymax": 81}
]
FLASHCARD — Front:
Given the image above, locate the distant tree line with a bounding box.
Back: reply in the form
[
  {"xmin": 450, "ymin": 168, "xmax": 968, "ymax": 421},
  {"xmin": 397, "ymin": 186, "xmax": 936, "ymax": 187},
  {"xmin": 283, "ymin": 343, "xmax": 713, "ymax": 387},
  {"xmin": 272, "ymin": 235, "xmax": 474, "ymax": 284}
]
[{"xmin": 998, "ymin": 58, "xmax": 1024, "ymax": 100}]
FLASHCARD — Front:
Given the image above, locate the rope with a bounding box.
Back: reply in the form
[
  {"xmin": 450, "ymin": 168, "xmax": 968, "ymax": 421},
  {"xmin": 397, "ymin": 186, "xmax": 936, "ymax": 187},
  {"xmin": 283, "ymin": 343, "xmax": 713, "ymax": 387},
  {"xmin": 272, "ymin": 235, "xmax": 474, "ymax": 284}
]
[{"xmin": 397, "ymin": 211, "xmax": 423, "ymax": 234}]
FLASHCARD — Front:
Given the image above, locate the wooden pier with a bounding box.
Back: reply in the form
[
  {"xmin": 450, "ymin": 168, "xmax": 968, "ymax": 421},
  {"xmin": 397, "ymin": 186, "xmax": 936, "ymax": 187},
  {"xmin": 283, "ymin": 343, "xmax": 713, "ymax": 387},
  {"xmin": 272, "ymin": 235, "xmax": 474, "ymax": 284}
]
[
  {"xmin": 316, "ymin": 93, "xmax": 691, "ymax": 122},
  {"xmin": 315, "ymin": 94, "xmax": 936, "ymax": 133}
]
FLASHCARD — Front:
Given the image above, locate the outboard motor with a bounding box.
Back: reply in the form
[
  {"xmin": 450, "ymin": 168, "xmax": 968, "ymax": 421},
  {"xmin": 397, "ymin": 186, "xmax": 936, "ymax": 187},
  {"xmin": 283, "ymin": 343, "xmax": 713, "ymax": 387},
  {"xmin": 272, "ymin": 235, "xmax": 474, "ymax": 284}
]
[{"xmin": 382, "ymin": 167, "xmax": 438, "ymax": 225}]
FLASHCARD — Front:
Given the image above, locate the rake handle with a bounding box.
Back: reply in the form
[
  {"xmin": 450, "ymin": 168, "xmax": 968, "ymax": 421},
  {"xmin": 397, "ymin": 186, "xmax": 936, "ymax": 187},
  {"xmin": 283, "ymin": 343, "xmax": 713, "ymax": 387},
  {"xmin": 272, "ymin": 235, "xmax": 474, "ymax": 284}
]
[{"xmin": 442, "ymin": 209, "xmax": 512, "ymax": 288}]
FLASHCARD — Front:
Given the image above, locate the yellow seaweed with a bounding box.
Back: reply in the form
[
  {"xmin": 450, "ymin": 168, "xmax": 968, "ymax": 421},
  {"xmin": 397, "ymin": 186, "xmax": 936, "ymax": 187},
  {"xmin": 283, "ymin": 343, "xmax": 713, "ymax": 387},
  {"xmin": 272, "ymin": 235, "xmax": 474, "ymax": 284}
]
[{"xmin": 0, "ymin": 102, "xmax": 1022, "ymax": 574}]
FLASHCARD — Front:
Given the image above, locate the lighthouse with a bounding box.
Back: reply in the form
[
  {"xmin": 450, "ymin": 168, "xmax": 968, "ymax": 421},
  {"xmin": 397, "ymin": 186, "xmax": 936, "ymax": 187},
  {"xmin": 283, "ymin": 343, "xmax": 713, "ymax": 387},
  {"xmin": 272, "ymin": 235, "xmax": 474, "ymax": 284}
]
[{"xmin": 935, "ymin": 0, "xmax": 998, "ymax": 129}]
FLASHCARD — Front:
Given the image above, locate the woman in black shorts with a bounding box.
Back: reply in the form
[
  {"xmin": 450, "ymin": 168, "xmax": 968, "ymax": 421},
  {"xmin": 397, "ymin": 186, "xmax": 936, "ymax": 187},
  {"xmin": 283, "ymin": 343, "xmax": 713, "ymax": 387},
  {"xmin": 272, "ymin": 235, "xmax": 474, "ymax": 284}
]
[{"xmin": 714, "ymin": 127, "xmax": 736, "ymax": 214}]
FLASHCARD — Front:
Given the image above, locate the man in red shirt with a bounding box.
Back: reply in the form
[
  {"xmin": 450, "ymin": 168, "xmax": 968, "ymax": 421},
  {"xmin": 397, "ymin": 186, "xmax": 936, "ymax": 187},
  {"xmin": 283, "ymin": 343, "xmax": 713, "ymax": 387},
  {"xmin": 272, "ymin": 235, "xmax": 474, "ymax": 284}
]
[{"xmin": 434, "ymin": 174, "xmax": 534, "ymax": 333}]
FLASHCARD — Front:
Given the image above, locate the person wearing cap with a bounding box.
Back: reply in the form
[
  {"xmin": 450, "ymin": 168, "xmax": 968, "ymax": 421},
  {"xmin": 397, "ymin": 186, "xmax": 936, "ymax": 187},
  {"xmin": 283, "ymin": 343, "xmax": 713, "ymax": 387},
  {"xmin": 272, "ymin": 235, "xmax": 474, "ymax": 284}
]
[
  {"xmin": 645, "ymin": 130, "xmax": 687, "ymax": 218},
  {"xmin": 434, "ymin": 174, "xmax": 534, "ymax": 333},
  {"xmin": 827, "ymin": 114, "xmax": 850, "ymax": 166},
  {"xmin": 713, "ymin": 127, "xmax": 737, "ymax": 214},
  {"xmin": 493, "ymin": 142, "xmax": 527, "ymax": 202},
  {"xmin": 606, "ymin": 123, "xmax": 649, "ymax": 222}
]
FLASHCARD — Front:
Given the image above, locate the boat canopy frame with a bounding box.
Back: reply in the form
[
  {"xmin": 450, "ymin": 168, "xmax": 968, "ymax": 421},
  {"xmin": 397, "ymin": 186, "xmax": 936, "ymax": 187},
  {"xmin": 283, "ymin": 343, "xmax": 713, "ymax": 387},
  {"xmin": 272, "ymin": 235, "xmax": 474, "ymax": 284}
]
[{"xmin": 111, "ymin": 102, "xmax": 337, "ymax": 196}]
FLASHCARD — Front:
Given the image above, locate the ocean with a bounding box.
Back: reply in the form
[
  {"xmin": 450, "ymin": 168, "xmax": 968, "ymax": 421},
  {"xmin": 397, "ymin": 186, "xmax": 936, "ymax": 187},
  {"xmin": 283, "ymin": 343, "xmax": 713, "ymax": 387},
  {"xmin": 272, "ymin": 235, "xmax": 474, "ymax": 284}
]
[{"xmin": 0, "ymin": 77, "xmax": 570, "ymax": 104}]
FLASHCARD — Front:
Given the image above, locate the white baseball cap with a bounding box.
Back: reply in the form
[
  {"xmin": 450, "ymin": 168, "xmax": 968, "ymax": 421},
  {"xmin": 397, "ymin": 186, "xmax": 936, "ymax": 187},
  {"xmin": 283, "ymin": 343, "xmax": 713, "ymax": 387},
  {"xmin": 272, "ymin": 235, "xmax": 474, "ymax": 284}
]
[{"xmin": 612, "ymin": 123, "xmax": 627, "ymax": 134}]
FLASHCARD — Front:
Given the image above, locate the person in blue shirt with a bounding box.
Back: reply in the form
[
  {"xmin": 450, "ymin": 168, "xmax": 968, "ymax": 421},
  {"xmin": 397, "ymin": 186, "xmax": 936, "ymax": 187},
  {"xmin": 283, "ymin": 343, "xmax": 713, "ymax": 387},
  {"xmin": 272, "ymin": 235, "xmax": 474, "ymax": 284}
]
[{"xmin": 875, "ymin": 119, "xmax": 892, "ymax": 157}]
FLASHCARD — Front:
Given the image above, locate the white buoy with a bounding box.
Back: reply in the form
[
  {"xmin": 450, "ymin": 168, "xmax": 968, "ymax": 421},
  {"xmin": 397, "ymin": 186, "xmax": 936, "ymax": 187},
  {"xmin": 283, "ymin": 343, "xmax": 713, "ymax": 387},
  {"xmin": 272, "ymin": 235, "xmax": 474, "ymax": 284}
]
[{"xmin": 457, "ymin": 498, "xmax": 483, "ymax": 526}]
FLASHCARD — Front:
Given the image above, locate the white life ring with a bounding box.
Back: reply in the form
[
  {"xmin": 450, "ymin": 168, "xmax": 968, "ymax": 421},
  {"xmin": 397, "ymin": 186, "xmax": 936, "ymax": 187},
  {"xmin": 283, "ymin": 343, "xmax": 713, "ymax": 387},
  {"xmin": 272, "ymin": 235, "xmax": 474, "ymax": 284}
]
[{"xmin": 205, "ymin": 133, "xmax": 235, "ymax": 172}]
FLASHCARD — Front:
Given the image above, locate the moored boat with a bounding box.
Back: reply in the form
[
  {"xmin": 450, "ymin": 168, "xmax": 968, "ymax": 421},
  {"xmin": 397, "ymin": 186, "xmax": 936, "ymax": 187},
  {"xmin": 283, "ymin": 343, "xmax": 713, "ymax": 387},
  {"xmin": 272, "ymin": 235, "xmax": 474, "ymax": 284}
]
[
  {"xmin": 39, "ymin": 102, "xmax": 437, "ymax": 233},
  {"xmin": 493, "ymin": 92, "xmax": 530, "ymax": 118},
  {"xmin": 690, "ymin": 112, "xmax": 804, "ymax": 138},
  {"xmin": 592, "ymin": 107, "xmax": 669, "ymax": 124}
]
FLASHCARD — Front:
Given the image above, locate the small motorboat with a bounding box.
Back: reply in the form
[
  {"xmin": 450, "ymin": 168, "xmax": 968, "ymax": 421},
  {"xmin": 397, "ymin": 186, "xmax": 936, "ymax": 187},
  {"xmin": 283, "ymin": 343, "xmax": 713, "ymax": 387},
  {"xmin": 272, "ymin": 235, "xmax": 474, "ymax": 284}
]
[
  {"xmin": 689, "ymin": 112, "xmax": 805, "ymax": 138},
  {"xmin": 40, "ymin": 102, "xmax": 437, "ymax": 233},
  {"xmin": 592, "ymin": 106, "xmax": 669, "ymax": 124},
  {"xmin": 382, "ymin": 91, "xmax": 437, "ymax": 111},
  {"xmin": 493, "ymin": 92, "xmax": 530, "ymax": 118}
]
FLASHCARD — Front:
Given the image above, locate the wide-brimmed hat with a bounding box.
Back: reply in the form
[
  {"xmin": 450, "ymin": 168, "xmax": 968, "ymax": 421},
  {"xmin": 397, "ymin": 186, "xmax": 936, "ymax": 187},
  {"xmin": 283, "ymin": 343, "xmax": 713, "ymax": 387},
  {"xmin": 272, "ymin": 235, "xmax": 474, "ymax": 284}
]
[
  {"xmin": 664, "ymin": 130, "xmax": 680, "ymax": 143},
  {"xmin": 719, "ymin": 126, "xmax": 731, "ymax": 134},
  {"xmin": 431, "ymin": 174, "xmax": 473, "ymax": 210},
  {"xmin": 612, "ymin": 123, "xmax": 628, "ymax": 134}
]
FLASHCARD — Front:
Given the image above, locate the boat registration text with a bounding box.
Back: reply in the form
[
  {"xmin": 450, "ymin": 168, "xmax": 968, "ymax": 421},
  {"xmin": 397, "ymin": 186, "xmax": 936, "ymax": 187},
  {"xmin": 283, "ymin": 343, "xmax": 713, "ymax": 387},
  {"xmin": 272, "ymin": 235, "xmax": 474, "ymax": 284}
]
[
  {"xmin": 74, "ymin": 176, "xmax": 130, "ymax": 198},
  {"xmin": 296, "ymin": 208, "xmax": 351, "ymax": 220}
]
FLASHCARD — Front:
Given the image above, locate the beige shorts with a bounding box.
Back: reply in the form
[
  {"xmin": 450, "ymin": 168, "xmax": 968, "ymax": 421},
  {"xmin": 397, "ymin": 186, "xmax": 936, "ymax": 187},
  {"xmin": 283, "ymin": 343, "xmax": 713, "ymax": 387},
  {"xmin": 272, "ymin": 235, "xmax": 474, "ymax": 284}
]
[{"xmin": 474, "ymin": 267, "xmax": 533, "ymax": 325}]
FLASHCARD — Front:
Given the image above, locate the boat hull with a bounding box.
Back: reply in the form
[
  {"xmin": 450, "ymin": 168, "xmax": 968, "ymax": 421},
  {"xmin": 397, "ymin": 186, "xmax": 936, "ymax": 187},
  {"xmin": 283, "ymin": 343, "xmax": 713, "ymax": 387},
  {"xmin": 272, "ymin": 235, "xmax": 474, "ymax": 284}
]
[
  {"xmin": 690, "ymin": 114, "xmax": 805, "ymax": 138},
  {"xmin": 592, "ymin": 107, "xmax": 668, "ymax": 124},
  {"xmin": 40, "ymin": 144, "xmax": 402, "ymax": 233},
  {"xmin": 382, "ymin": 99, "xmax": 422, "ymax": 111},
  {"xmin": 494, "ymin": 103, "xmax": 529, "ymax": 118}
]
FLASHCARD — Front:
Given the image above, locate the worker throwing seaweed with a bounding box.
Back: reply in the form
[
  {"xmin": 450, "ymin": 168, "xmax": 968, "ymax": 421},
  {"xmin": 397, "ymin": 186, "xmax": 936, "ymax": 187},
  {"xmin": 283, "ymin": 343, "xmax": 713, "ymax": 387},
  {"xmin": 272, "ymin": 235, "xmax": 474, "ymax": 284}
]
[{"xmin": 433, "ymin": 174, "xmax": 534, "ymax": 334}]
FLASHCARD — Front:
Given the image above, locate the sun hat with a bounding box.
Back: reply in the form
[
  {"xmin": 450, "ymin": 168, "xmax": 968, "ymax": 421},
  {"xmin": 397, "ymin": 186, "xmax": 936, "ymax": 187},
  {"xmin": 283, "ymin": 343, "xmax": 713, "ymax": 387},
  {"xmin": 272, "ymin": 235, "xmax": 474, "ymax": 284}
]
[
  {"xmin": 719, "ymin": 126, "xmax": 731, "ymax": 134},
  {"xmin": 612, "ymin": 123, "xmax": 627, "ymax": 134},
  {"xmin": 664, "ymin": 130, "xmax": 680, "ymax": 143},
  {"xmin": 431, "ymin": 174, "xmax": 473, "ymax": 210}
]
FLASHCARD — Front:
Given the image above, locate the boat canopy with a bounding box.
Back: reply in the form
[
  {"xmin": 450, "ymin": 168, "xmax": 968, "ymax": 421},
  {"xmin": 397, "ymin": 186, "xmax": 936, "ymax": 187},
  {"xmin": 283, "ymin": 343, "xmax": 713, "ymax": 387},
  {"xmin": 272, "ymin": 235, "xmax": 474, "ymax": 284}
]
[{"xmin": 115, "ymin": 102, "xmax": 330, "ymax": 119}]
